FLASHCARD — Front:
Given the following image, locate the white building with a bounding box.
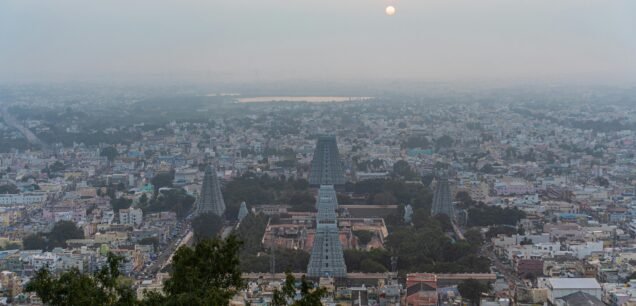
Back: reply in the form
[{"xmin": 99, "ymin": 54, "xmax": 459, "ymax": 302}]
[
  {"xmin": 544, "ymin": 278, "xmax": 601, "ymax": 304},
  {"xmin": 0, "ymin": 192, "xmax": 47, "ymax": 205},
  {"xmin": 120, "ymin": 208, "xmax": 143, "ymax": 227},
  {"xmin": 30, "ymin": 253, "xmax": 59, "ymax": 271},
  {"xmin": 569, "ymin": 241, "xmax": 604, "ymax": 259}
]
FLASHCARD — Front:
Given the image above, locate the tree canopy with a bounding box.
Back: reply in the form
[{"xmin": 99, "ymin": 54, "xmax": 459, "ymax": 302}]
[
  {"xmin": 222, "ymin": 174, "xmax": 310, "ymax": 219},
  {"xmin": 435, "ymin": 135, "xmax": 454, "ymax": 149},
  {"xmin": 457, "ymin": 279, "xmax": 492, "ymax": 306},
  {"xmin": 23, "ymin": 221, "xmax": 85, "ymax": 251},
  {"xmin": 27, "ymin": 236, "xmax": 256, "ymax": 305},
  {"xmin": 272, "ymin": 272, "xmax": 326, "ymax": 306},
  {"xmin": 139, "ymin": 188, "xmax": 194, "ymax": 219},
  {"xmin": 144, "ymin": 235, "xmax": 245, "ymax": 305},
  {"xmin": 392, "ymin": 160, "xmax": 419, "ymax": 180},
  {"xmin": 150, "ymin": 171, "xmax": 174, "ymax": 194},
  {"xmin": 467, "ymin": 203, "xmax": 526, "ymax": 227},
  {"xmin": 385, "ymin": 216, "xmax": 489, "ymax": 273},
  {"xmin": 26, "ymin": 253, "xmax": 136, "ymax": 306},
  {"xmin": 0, "ymin": 184, "xmax": 19, "ymax": 194},
  {"xmin": 49, "ymin": 221, "xmax": 85, "ymax": 249},
  {"xmin": 402, "ymin": 135, "xmax": 430, "ymax": 149},
  {"xmin": 353, "ymin": 230, "xmax": 374, "ymax": 246},
  {"xmin": 111, "ymin": 197, "xmax": 132, "ymax": 212},
  {"xmin": 192, "ymin": 212, "xmax": 224, "ymax": 242},
  {"xmin": 100, "ymin": 146, "xmax": 119, "ymax": 162}
]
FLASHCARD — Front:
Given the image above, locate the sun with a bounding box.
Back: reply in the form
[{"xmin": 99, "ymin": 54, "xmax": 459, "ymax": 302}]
[{"xmin": 385, "ymin": 5, "xmax": 396, "ymax": 16}]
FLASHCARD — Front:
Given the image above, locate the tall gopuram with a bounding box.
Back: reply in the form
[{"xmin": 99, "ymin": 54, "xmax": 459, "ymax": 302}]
[
  {"xmin": 307, "ymin": 185, "xmax": 347, "ymax": 278},
  {"xmin": 308, "ymin": 135, "xmax": 346, "ymax": 186},
  {"xmin": 430, "ymin": 175, "xmax": 454, "ymax": 218},
  {"xmin": 195, "ymin": 164, "xmax": 226, "ymax": 216}
]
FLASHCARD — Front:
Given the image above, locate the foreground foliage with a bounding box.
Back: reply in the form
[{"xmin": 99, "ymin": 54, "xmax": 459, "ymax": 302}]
[
  {"xmin": 143, "ymin": 235, "xmax": 245, "ymax": 305},
  {"xmin": 27, "ymin": 236, "xmax": 247, "ymax": 306},
  {"xmin": 272, "ymin": 272, "xmax": 326, "ymax": 306},
  {"xmin": 26, "ymin": 253, "xmax": 135, "ymax": 306}
]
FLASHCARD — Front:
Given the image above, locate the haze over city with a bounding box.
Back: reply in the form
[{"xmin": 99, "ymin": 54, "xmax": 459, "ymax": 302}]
[
  {"xmin": 3, "ymin": 1, "xmax": 636, "ymax": 306},
  {"xmin": 2, "ymin": 0, "xmax": 635, "ymax": 85}
]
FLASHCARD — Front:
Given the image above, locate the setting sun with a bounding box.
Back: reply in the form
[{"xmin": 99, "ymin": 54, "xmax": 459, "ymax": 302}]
[{"xmin": 385, "ymin": 5, "xmax": 396, "ymax": 16}]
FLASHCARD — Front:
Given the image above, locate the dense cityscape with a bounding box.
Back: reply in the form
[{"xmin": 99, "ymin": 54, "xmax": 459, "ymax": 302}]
[
  {"xmin": 3, "ymin": 0, "xmax": 636, "ymax": 304},
  {"xmin": 0, "ymin": 84, "xmax": 635, "ymax": 305}
]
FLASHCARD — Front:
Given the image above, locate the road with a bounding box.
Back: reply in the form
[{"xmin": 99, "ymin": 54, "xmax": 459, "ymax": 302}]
[
  {"xmin": 481, "ymin": 242, "xmax": 522, "ymax": 289},
  {"xmin": 221, "ymin": 225, "xmax": 234, "ymax": 239},
  {"xmin": 144, "ymin": 224, "xmax": 191, "ymax": 276},
  {"xmin": 160, "ymin": 230, "xmax": 193, "ymax": 270},
  {"xmin": 0, "ymin": 106, "xmax": 48, "ymax": 149},
  {"xmin": 451, "ymin": 221, "xmax": 465, "ymax": 240},
  {"xmin": 143, "ymin": 223, "xmax": 233, "ymax": 276}
]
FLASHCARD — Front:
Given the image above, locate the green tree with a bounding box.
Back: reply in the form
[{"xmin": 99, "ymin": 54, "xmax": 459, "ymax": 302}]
[
  {"xmin": 192, "ymin": 212, "xmax": 224, "ymax": 241},
  {"xmin": 26, "ymin": 253, "xmax": 135, "ymax": 306},
  {"xmin": 144, "ymin": 149, "xmax": 155, "ymax": 159},
  {"xmin": 49, "ymin": 161, "xmax": 66, "ymax": 172},
  {"xmin": 353, "ymin": 230, "xmax": 374, "ymax": 246},
  {"xmin": 343, "ymin": 249, "xmax": 390, "ymax": 273},
  {"xmin": 138, "ymin": 237, "xmax": 160, "ymax": 251},
  {"xmin": 139, "ymin": 193, "xmax": 148, "ymax": 205},
  {"xmin": 455, "ymin": 191, "xmax": 475, "ymax": 208},
  {"xmin": 393, "ymin": 160, "xmax": 417, "ymax": 179},
  {"xmin": 144, "ymin": 236, "xmax": 245, "ymax": 305},
  {"xmin": 485, "ymin": 226, "xmax": 517, "ymax": 239},
  {"xmin": 336, "ymin": 193, "xmax": 353, "ymax": 205},
  {"xmin": 111, "ymin": 197, "xmax": 132, "ymax": 212},
  {"xmin": 463, "ymin": 229, "xmax": 484, "ymax": 250},
  {"xmin": 435, "ymin": 135, "xmax": 454, "ymax": 149},
  {"xmin": 272, "ymin": 272, "xmax": 326, "ymax": 306},
  {"xmin": 1, "ymin": 242, "xmax": 21, "ymax": 250},
  {"xmin": 100, "ymin": 146, "xmax": 119, "ymax": 162},
  {"xmin": 360, "ymin": 258, "xmax": 388, "ymax": 273},
  {"xmin": 48, "ymin": 221, "xmax": 84, "ymax": 249},
  {"xmin": 402, "ymin": 135, "xmax": 430, "ymax": 149},
  {"xmin": 0, "ymin": 184, "xmax": 19, "ymax": 194},
  {"xmin": 457, "ymin": 279, "xmax": 491, "ymax": 306},
  {"xmin": 467, "ymin": 204, "xmax": 526, "ymax": 227},
  {"xmin": 287, "ymin": 191, "xmax": 315, "ymax": 212},
  {"xmin": 479, "ymin": 164, "xmax": 495, "ymax": 174},
  {"xmin": 370, "ymin": 191, "xmax": 397, "ymax": 205},
  {"xmin": 141, "ymin": 188, "xmax": 194, "ymax": 220},
  {"xmin": 520, "ymin": 237, "xmax": 533, "ymax": 245},
  {"xmin": 151, "ymin": 171, "xmax": 174, "ymax": 194},
  {"xmin": 22, "ymin": 234, "xmax": 47, "ymax": 251}
]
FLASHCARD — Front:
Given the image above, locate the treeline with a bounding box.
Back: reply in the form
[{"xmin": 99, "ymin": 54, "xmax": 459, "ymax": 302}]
[
  {"xmin": 467, "ymin": 203, "xmax": 526, "ymax": 227},
  {"xmin": 344, "ymin": 216, "xmax": 489, "ymax": 274},
  {"xmin": 223, "ymin": 174, "xmax": 312, "ymax": 217},
  {"xmin": 514, "ymin": 108, "xmax": 635, "ymax": 133},
  {"xmin": 343, "ymin": 179, "xmax": 433, "ymax": 208},
  {"xmin": 138, "ymin": 188, "xmax": 195, "ymax": 220},
  {"xmin": 23, "ymin": 221, "xmax": 84, "ymax": 251},
  {"xmin": 385, "ymin": 217, "xmax": 488, "ymax": 273},
  {"xmin": 27, "ymin": 236, "xmax": 324, "ymax": 305}
]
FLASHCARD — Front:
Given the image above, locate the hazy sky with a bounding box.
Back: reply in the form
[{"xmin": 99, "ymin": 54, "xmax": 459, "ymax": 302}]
[{"xmin": 1, "ymin": 0, "xmax": 635, "ymax": 84}]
